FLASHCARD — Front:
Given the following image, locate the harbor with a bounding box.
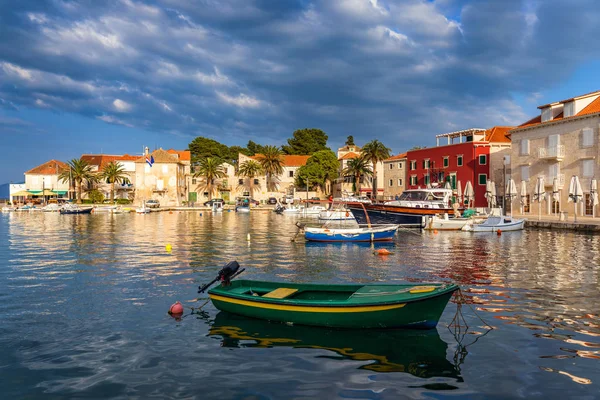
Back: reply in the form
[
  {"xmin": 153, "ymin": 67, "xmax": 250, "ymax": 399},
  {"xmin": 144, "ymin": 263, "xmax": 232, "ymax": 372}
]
[{"xmin": 1, "ymin": 210, "xmax": 599, "ymax": 398}]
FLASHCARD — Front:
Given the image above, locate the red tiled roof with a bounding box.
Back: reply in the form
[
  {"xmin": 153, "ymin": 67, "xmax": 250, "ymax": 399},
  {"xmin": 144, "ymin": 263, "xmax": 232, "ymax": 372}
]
[
  {"xmin": 538, "ymin": 89, "xmax": 600, "ymax": 109},
  {"xmin": 80, "ymin": 154, "xmax": 139, "ymax": 169},
  {"xmin": 282, "ymin": 155, "xmax": 310, "ymax": 167},
  {"xmin": 385, "ymin": 152, "xmax": 407, "ymax": 161},
  {"xmin": 484, "ymin": 126, "xmax": 513, "ymax": 143},
  {"xmin": 135, "ymin": 148, "xmax": 180, "ymax": 163},
  {"xmin": 339, "ymin": 152, "xmax": 359, "ymax": 160},
  {"xmin": 517, "ymin": 93, "xmax": 600, "ymax": 129},
  {"xmin": 26, "ymin": 159, "xmax": 68, "ymax": 175},
  {"xmin": 167, "ymin": 149, "xmax": 191, "ymax": 161}
]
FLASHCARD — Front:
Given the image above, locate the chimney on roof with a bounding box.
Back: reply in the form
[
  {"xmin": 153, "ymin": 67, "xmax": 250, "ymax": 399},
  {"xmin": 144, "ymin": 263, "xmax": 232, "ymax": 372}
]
[{"xmin": 145, "ymin": 146, "xmax": 149, "ymax": 156}]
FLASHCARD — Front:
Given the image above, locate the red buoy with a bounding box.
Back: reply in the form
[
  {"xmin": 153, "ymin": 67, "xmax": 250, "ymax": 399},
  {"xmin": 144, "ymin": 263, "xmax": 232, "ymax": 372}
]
[
  {"xmin": 168, "ymin": 301, "xmax": 184, "ymax": 316},
  {"xmin": 497, "ymin": 229, "xmax": 502, "ymax": 236},
  {"xmin": 375, "ymin": 248, "xmax": 393, "ymax": 255}
]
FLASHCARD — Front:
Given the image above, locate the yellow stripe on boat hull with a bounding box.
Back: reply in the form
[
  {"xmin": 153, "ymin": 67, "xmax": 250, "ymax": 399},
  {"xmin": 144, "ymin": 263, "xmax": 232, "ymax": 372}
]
[{"xmin": 209, "ymin": 294, "xmax": 406, "ymax": 313}]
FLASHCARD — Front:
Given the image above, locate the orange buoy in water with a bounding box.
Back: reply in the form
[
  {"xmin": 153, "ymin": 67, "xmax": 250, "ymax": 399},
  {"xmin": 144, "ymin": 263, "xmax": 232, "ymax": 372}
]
[
  {"xmin": 169, "ymin": 211, "xmax": 173, "ymax": 214},
  {"xmin": 433, "ymin": 229, "xmax": 438, "ymax": 234},
  {"xmin": 497, "ymin": 229, "xmax": 502, "ymax": 236},
  {"xmin": 375, "ymin": 248, "xmax": 393, "ymax": 255},
  {"xmin": 168, "ymin": 301, "xmax": 184, "ymax": 316}
]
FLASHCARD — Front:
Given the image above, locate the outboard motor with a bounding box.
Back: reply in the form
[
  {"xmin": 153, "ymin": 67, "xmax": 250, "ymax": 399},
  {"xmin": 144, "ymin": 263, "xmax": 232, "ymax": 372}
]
[
  {"xmin": 274, "ymin": 203, "xmax": 284, "ymax": 214},
  {"xmin": 198, "ymin": 261, "xmax": 244, "ymax": 293}
]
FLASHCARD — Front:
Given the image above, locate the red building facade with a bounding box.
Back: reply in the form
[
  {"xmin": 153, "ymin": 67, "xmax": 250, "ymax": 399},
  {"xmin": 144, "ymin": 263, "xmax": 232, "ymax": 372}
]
[{"xmin": 404, "ymin": 127, "xmax": 512, "ymax": 208}]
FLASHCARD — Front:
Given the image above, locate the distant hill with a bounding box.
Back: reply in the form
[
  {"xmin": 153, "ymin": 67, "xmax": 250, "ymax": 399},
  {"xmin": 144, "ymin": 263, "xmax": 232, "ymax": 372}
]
[{"xmin": 0, "ymin": 183, "xmax": 8, "ymax": 200}]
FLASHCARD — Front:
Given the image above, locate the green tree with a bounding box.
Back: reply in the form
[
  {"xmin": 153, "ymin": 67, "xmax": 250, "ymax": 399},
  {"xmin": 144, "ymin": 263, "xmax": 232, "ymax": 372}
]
[
  {"xmin": 361, "ymin": 140, "xmax": 391, "ymax": 200},
  {"xmin": 227, "ymin": 145, "xmax": 251, "ymax": 166},
  {"xmin": 193, "ymin": 157, "xmax": 227, "ymax": 200},
  {"xmin": 88, "ymin": 189, "xmax": 104, "ymax": 204},
  {"xmin": 342, "ymin": 155, "xmax": 373, "ymax": 194},
  {"xmin": 282, "ymin": 128, "xmax": 329, "ymax": 155},
  {"xmin": 345, "ymin": 135, "xmax": 355, "ymax": 146},
  {"xmin": 256, "ymin": 145, "xmax": 284, "ymax": 191},
  {"xmin": 237, "ymin": 160, "xmax": 263, "ymax": 198},
  {"xmin": 100, "ymin": 161, "xmax": 129, "ymax": 203},
  {"xmin": 246, "ymin": 140, "xmax": 267, "ymax": 156},
  {"xmin": 409, "ymin": 145, "xmax": 425, "ymax": 150},
  {"xmin": 58, "ymin": 158, "xmax": 96, "ymax": 203},
  {"xmin": 188, "ymin": 137, "xmax": 231, "ymax": 165},
  {"xmin": 295, "ymin": 150, "xmax": 339, "ymax": 194}
]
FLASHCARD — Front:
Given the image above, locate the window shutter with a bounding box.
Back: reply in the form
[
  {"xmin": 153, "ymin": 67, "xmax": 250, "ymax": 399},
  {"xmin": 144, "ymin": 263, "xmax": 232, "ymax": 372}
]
[
  {"xmin": 521, "ymin": 140, "xmax": 529, "ymax": 155},
  {"xmin": 583, "ymin": 160, "xmax": 594, "ymax": 177},
  {"xmin": 583, "ymin": 128, "xmax": 594, "ymax": 147},
  {"xmin": 522, "ymin": 166, "xmax": 529, "ymax": 181},
  {"xmin": 548, "ymin": 134, "xmax": 559, "ymax": 148}
]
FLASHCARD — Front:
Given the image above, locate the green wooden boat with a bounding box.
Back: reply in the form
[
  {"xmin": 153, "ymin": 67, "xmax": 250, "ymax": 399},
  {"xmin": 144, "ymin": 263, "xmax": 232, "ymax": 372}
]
[{"xmin": 207, "ymin": 279, "xmax": 459, "ymax": 329}]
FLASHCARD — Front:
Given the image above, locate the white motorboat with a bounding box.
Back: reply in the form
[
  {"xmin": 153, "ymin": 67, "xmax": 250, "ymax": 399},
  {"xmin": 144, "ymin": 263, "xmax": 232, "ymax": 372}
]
[
  {"xmin": 136, "ymin": 204, "xmax": 150, "ymax": 214},
  {"xmin": 41, "ymin": 204, "xmax": 61, "ymax": 212},
  {"xmin": 318, "ymin": 209, "xmax": 355, "ymax": 221},
  {"xmin": 299, "ymin": 205, "xmax": 327, "ymax": 216},
  {"xmin": 463, "ymin": 216, "xmax": 525, "ymax": 232},
  {"xmin": 424, "ymin": 213, "xmax": 471, "ymax": 231}
]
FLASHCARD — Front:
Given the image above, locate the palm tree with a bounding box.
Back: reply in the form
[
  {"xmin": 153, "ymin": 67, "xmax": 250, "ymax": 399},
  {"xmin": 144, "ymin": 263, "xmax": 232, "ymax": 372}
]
[
  {"xmin": 193, "ymin": 157, "xmax": 227, "ymax": 200},
  {"xmin": 237, "ymin": 160, "xmax": 263, "ymax": 198},
  {"xmin": 361, "ymin": 140, "xmax": 391, "ymax": 200},
  {"xmin": 342, "ymin": 156, "xmax": 373, "ymax": 194},
  {"xmin": 100, "ymin": 161, "xmax": 129, "ymax": 203},
  {"xmin": 58, "ymin": 158, "xmax": 96, "ymax": 203},
  {"xmin": 256, "ymin": 145, "xmax": 284, "ymax": 191}
]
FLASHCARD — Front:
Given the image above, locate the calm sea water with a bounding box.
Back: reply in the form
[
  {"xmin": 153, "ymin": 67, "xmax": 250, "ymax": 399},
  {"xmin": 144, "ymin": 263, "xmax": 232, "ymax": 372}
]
[{"xmin": 1, "ymin": 210, "xmax": 599, "ymax": 399}]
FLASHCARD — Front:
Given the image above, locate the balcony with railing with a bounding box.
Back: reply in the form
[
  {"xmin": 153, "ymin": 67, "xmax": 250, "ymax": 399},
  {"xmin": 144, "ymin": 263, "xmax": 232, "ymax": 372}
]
[
  {"xmin": 542, "ymin": 174, "xmax": 565, "ymax": 189},
  {"xmin": 538, "ymin": 145, "xmax": 565, "ymax": 161}
]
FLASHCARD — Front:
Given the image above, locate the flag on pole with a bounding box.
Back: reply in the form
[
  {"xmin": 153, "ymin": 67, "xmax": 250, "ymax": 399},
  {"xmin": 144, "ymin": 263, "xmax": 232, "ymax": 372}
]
[{"xmin": 146, "ymin": 155, "xmax": 154, "ymax": 167}]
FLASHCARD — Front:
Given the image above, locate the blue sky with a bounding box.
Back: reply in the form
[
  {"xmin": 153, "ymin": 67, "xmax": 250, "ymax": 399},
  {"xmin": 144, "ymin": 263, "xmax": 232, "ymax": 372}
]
[{"xmin": 1, "ymin": 0, "xmax": 600, "ymax": 184}]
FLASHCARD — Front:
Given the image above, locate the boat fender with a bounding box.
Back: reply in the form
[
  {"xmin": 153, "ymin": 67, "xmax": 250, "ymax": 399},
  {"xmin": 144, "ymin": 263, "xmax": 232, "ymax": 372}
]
[
  {"xmin": 374, "ymin": 249, "xmax": 392, "ymax": 255},
  {"xmin": 168, "ymin": 301, "xmax": 184, "ymax": 316},
  {"xmin": 497, "ymin": 229, "xmax": 502, "ymax": 236},
  {"xmin": 345, "ymin": 211, "xmax": 350, "ymax": 217}
]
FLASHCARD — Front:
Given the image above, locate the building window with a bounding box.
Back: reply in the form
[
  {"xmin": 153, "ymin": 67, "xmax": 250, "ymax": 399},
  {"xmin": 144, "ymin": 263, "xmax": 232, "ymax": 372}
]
[
  {"xmin": 162, "ymin": 165, "xmax": 168, "ymax": 174},
  {"xmin": 479, "ymin": 155, "xmax": 487, "ymax": 165},
  {"xmin": 521, "ymin": 165, "xmax": 530, "ymax": 181},
  {"xmin": 478, "ymin": 174, "xmax": 487, "ymax": 185},
  {"xmin": 457, "ymin": 156, "xmax": 463, "ymax": 167},
  {"xmin": 582, "ymin": 128, "xmax": 594, "ymax": 147},
  {"xmin": 389, "ymin": 179, "xmax": 393, "ymax": 187},
  {"xmin": 443, "ymin": 157, "xmax": 449, "ymax": 168},
  {"xmin": 238, "ymin": 179, "xmax": 243, "ymax": 185},
  {"xmin": 423, "ymin": 159, "xmax": 430, "ymax": 169},
  {"xmin": 438, "ymin": 172, "xmax": 444, "ymax": 182},
  {"xmin": 398, "ymin": 178, "xmax": 403, "ymax": 186},
  {"xmin": 398, "ymin": 163, "xmax": 402, "ymax": 169},
  {"xmin": 289, "ymin": 171, "xmax": 294, "ymax": 178},
  {"xmin": 424, "ymin": 174, "xmax": 430, "ymax": 185},
  {"xmin": 585, "ymin": 193, "xmax": 594, "ymax": 216},
  {"xmin": 389, "ymin": 164, "xmax": 393, "ymax": 170},
  {"xmin": 583, "ymin": 159, "xmax": 594, "ymax": 177},
  {"xmin": 410, "ymin": 175, "xmax": 417, "ymax": 185},
  {"xmin": 254, "ymin": 178, "xmax": 259, "ymax": 184},
  {"xmin": 410, "ymin": 160, "xmax": 416, "ymax": 170},
  {"xmin": 520, "ymin": 139, "xmax": 530, "ymax": 155},
  {"xmin": 192, "ymin": 178, "xmax": 197, "ymax": 184}
]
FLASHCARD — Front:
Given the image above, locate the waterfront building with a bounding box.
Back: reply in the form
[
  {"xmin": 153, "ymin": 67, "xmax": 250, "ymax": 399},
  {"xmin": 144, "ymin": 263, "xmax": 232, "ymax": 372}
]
[
  {"xmin": 189, "ymin": 161, "xmax": 236, "ymax": 204},
  {"xmin": 405, "ymin": 127, "xmax": 512, "ymax": 208},
  {"xmin": 510, "ymin": 90, "xmax": 600, "ymax": 217},
  {"xmin": 236, "ymin": 153, "xmax": 311, "ymax": 201},
  {"xmin": 19, "ymin": 160, "xmax": 70, "ymax": 204},
  {"xmin": 134, "ymin": 148, "xmax": 190, "ymax": 207},
  {"xmin": 81, "ymin": 154, "xmax": 138, "ymax": 201},
  {"xmin": 383, "ymin": 153, "xmax": 407, "ymax": 200},
  {"xmin": 333, "ymin": 144, "xmax": 385, "ymax": 199}
]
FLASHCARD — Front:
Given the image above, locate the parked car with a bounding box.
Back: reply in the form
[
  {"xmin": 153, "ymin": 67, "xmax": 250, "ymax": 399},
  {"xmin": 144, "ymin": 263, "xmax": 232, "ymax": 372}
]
[
  {"xmin": 248, "ymin": 198, "xmax": 260, "ymax": 206},
  {"xmin": 145, "ymin": 199, "xmax": 160, "ymax": 208},
  {"xmin": 310, "ymin": 197, "xmax": 321, "ymax": 201},
  {"xmin": 267, "ymin": 197, "xmax": 278, "ymax": 204},
  {"xmin": 204, "ymin": 198, "xmax": 225, "ymax": 207}
]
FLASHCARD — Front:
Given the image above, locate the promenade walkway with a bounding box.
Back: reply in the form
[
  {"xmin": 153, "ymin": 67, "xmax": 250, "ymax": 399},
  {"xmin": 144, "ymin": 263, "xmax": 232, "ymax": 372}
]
[{"xmin": 510, "ymin": 211, "xmax": 600, "ymax": 232}]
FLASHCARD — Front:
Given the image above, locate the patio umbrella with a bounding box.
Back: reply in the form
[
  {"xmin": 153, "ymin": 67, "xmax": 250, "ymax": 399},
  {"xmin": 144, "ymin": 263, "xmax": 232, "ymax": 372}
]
[
  {"xmin": 506, "ymin": 179, "xmax": 518, "ymax": 217},
  {"xmin": 456, "ymin": 180, "xmax": 463, "ymax": 205},
  {"xmin": 11, "ymin": 190, "xmax": 32, "ymax": 197},
  {"xmin": 533, "ymin": 176, "xmax": 545, "ymax": 220},
  {"xmin": 485, "ymin": 180, "xmax": 497, "ymax": 208},
  {"xmin": 590, "ymin": 179, "xmax": 599, "ymax": 218},
  {"xmin": 520, "ymin": 180, "xmax": 527, "ymax": 214},
  {"xmin": 568, "ymin": 175, "xmax": 583, "ymax": 223},
  {"xmin": 552, "ymin": 178, "xmax": 560, "ymax": 216},
  {"xmin": 464, "ymin": 181, "xmax": 474, "ymax": 208}
]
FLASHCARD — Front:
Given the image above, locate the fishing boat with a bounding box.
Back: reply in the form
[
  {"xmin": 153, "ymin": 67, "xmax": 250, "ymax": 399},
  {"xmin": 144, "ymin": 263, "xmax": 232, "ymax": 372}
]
[
  {"xmin": 59, "ymin": 204, "xmax": 93, "ymax": 214},
  {"xmin": 424, "ymin": 213, "xmax": 471, "ymax": 231},
  {"xmin": 201, "ymin": 267, "xmax": 458, "ymax": 329},
  {"xmin": 347, "ymin": 188, "xmax": 456, "ymax": 227},
  {"xmin": 463, "ymin": 216, "xmax": 525, "ymax": 232},
  {"xmin": 208, "ymin": 312, "xmax": 460, "ymax": 376},
  {"xmin": 303, "ymin": 224, "xmax": 398, "ymax": 242}
]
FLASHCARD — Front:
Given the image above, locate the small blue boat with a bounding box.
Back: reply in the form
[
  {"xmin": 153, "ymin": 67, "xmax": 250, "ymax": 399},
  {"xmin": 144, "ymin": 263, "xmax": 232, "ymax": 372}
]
[{"xmin": 304, "ymin": 224, "xmax": 399, "ymax": 242}]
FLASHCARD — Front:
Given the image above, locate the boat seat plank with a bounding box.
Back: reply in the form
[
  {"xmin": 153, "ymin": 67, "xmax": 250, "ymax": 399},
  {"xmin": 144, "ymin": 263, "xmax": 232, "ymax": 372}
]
[{"xmin": 262, "ymin": 288, "xmax": 298, "ymax": 299}]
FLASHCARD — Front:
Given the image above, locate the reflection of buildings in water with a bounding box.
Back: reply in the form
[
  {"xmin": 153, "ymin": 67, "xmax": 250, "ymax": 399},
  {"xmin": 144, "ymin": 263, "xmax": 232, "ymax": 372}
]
[{"xmin": 208, "ymin": 312, "xmax": 462, "ymax": 380}]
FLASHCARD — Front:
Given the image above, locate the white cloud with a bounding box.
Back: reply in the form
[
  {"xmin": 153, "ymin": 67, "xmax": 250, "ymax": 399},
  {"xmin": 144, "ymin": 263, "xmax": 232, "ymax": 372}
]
[
  {"xmin": 195, "ymin": 67, "xmax": 231, "ymax": 86},
  {"xmin": 97, "ymin": 114, "xmax": 134, "ymax": 127},
  {"xmin": 27, "ymin": 13, "xmax": 49, "ymax": 24},
  {"xmin": 113, "ymin": 98, "xmax": 132, "ymax": 112},
  {"xmin": 216, "ymin": 92, "xmax": 262, "ymax": 109},
  {"xmin": 1, "ymin": 62, "xmax": 34, "ymax": 81}
]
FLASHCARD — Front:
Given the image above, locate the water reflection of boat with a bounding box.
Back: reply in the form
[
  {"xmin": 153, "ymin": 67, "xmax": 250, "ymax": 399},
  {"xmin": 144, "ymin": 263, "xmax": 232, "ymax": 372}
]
[{"xmin": 208, "ymin": 312, "xmax": 461, "ymax": 378}]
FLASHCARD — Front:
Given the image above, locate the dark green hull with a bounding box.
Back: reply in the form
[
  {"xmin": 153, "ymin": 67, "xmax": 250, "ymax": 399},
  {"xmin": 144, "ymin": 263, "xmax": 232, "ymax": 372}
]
[{"xmin": 208, "ymin": 280, "xmax": 458, "ymax": 329}]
